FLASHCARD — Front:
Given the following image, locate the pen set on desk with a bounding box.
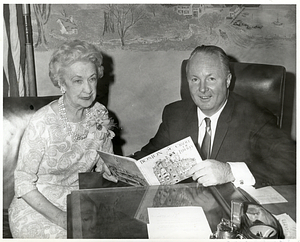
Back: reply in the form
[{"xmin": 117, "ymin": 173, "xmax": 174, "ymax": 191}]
[{"xmin": 211, "ymin": 200, "xmax": 284, "ymax": 239}]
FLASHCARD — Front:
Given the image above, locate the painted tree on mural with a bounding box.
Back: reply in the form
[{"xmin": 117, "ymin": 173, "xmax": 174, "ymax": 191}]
[
  {"xmin": 104, "ymin": 4, "xmax": 146, "ymax": 47},
  {"xmin": 103, "ymin": 10, "xmax": 115, "ymax": 35},
  {"xmin": 33, "ymin": 4, "xmax": 51, "ymax": 49},
  {"xmin": 147, "ymin": 4, "xmax": 163, "ymax": 17}
]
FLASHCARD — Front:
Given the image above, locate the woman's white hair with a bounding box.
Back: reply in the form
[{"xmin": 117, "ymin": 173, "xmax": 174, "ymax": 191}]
[{"xmin": 49, "ymin": 39, "xmax": 104, "ymax": 88}]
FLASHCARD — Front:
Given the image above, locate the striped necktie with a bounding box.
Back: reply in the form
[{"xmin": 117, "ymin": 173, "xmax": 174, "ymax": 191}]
[{"xmin": 200, "ymin": 117, "xmax": 211, "ymax": 159}]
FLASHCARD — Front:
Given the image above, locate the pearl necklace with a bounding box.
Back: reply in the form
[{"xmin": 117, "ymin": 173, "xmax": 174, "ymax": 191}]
[{"xmin": 58, "ymin": 96, "xmax": 92, "ymax": 142}]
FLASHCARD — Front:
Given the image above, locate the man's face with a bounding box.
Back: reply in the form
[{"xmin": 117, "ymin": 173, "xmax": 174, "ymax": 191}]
[{"xmin": 186, "ymin": 52, "xmax": 231, "ymax": 116}]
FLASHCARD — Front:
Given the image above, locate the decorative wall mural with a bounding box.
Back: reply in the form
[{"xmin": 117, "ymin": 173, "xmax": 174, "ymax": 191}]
[{"xmin": 31, "ymin": 4, "xmax": 296, "ymax": 53}]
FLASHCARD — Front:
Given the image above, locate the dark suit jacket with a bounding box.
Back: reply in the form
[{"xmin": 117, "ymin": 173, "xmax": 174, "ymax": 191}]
[{"xmin": 134, "ymin": 92, "xmax": 296, "ymax": 187}]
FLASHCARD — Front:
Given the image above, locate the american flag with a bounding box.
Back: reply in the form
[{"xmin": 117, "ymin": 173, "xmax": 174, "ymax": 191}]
[{"xmin": 3, "ymin": 4, "xmax": 26, "ymax": 97}]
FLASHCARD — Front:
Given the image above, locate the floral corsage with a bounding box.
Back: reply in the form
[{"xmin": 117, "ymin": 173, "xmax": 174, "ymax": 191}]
[{"xmin": 88, "ymin": 103, "xmax": 115, "ymax": 137}]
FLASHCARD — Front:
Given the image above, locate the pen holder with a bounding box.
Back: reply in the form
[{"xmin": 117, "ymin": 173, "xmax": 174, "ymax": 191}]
[{"xmin": 211, "ymin": 218, "xmax": 239, "ymax": 239}]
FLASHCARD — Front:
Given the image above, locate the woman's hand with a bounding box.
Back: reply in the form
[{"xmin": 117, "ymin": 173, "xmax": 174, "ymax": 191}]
[
  {"xmin": 102, "ymin": 163, "xmax": 118, "ymax": 183},
  {"xmin": 22, "ymin": 189, "xmax": 67, "ymax": 229},
  {"xmin": 94, "ymin": 150, "xmax": 118, "ymax": 183}
]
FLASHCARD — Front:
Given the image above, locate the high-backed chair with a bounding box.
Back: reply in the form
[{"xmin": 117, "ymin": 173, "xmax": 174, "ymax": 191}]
[
  {"xmin": 3, "ymin": 96, "xmax": 59, "ymax": 238},
  {"xmin": 181, "ymin": 60, "xmax": 286, "ymax": 128},
  {"xmin": 3, "ymin": 96, "xmax": 59, "ymax": 211}
]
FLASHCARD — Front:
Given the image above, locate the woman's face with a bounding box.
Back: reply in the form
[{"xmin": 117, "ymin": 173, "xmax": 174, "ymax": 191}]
[{"xmin": 61, "ymin": 61, "xmax": 98, "ymax": 109}]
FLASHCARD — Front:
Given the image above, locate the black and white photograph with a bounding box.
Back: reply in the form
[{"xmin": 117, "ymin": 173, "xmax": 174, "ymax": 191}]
[{"xmin": 2, "ymin": 1, "xmax": 297, "ymax": 240}]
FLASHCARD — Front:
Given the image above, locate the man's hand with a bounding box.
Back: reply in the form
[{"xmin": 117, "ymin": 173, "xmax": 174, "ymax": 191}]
[{"xmin": 188, "ymin": 159, "xmax": 235, "ymax": 186}]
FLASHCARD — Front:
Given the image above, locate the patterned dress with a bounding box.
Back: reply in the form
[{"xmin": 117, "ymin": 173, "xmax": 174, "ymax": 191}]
[{"xmin": 8, "ymin": 100, "xmax": 114, "ymax": 239}]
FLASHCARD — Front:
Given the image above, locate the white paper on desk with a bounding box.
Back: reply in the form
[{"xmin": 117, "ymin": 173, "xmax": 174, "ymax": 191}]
[
  {"xmin": 147, "ymin": 222, "xmax": 211, "ymax": 239},
  {"xmin": 275, "ymin": 213, "xmax": 296, "ymax": 239},
  {"xmin": 241, "ymin": 186, "xmax": 287, "ymax": 204},
  {"xmin": 147, "ymin": 207, "xmax": 211, "ymax": 239}
]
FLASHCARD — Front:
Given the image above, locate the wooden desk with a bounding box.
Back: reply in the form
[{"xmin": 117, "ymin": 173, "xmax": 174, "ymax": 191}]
[{"xmin": 67, "ymin": 172, "xmax": 296, "ymax": 239}]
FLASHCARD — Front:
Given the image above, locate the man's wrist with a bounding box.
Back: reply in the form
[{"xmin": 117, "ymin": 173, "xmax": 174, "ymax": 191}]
[
  {"xmin": 227, "ymin": 162, "xmax": 256, "ymax": 187},
  {"xmin": 226, "ymin": 163, "xmax": 235, "ymax": 183}
]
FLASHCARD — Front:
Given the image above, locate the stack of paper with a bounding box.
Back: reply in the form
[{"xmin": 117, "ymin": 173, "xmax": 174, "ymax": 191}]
[
  {"xmin": 275, "ymin": 213, "xmax": 296, "ymax": 239},
  {"xmin": 146, "ymin": 206, "xmax": 212, "ymax": 239},
  {"xmin": 240, "ymin": 186, "xmax": 287, "ymax": 204}
]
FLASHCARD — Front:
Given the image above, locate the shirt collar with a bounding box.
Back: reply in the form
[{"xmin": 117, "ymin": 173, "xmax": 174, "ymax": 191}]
[{"xmin": 197, "ymin": 99, "xmax": 228, "ymax": 126}]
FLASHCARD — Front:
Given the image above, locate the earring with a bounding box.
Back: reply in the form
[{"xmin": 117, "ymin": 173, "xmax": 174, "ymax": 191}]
[{"xmin": 60, "ymin": 87, "xmax": 66, "ymax": 94}]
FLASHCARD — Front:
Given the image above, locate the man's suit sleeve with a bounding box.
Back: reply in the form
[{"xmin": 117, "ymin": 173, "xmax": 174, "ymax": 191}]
[
  {"xmin": 247, "ymin": 112, "xmax": 296, "ymax": 187},
  {"xmin": 216, "ymin": 93, "xmax": 296, "ymax": 187},
  {"xmin": 132, "ymin": 104, "xmax": 172, "ymax": 160}
]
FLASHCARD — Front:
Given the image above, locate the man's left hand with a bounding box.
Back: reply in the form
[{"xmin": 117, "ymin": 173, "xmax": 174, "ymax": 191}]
[{"xmin": 188, "ymin": 159, "xmax": 235, "ymax": 186}]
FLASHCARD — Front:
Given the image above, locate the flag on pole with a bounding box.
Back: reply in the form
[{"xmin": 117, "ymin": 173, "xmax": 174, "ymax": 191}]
[{"xmin": 3, "ymin": 4, "xmax": 26, "ymax": 97}]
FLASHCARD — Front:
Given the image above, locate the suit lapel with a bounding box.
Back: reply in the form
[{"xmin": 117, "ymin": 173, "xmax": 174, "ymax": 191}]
[
  {"xmin": 211, "ymin": 94, "xmax": 234, "ymax": 158},
  {"xmin": 179, "ymin": 93, "xmax": 235, "ymax": 158},
  {"xmin": 182, "ymin": 102, "xmax": 198, "ymax": 146}
]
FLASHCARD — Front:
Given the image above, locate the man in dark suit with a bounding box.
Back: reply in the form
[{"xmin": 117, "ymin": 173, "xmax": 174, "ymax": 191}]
[{"xmin": 133, "ymin": 45, "xmax": 295, "ymax": 188}]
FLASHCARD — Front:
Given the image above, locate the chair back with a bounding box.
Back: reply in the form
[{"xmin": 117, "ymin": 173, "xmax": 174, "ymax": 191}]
[
  {"xmin": 3, "ymin": 96, "xmax": 58, "ymax": 209},
  {"xmin": 181, "ymin": 60, "xmax": 286, "ymax": 128}
]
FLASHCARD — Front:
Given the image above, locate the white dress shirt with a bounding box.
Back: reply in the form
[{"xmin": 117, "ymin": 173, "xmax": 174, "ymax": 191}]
[{"xmin": 197, "ymin": 102, "xmax": 255, "ymax": 187}]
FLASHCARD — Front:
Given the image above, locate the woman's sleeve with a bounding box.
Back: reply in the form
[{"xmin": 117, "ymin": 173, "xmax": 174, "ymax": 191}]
[{"xmin": 14, "ymin": 112, "xmax": 47, "ymax": 198}]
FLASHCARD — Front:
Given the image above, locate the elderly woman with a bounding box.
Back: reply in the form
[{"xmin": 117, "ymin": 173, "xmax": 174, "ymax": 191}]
[{"xmin": 8, "ymin": 39, "xmax": 117, "ymax": 239}]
